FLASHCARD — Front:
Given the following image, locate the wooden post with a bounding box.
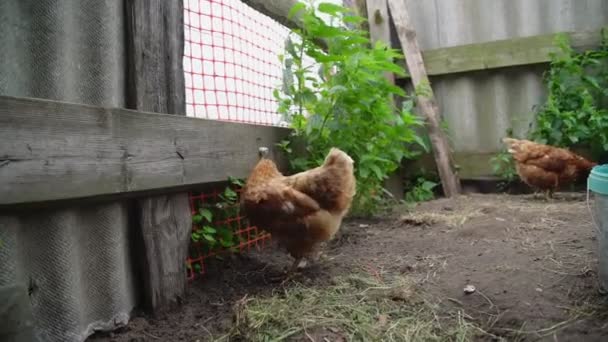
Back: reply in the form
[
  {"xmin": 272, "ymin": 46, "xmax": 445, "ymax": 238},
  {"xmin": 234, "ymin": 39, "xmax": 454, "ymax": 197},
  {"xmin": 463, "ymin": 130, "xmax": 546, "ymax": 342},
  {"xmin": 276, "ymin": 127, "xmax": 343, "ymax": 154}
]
[
  {"xmin": 343, "ymin": 0, "xmax": 370, "ymax": 32},
  {"xmin": 125, "ymin": 0, "xmax": 192, "ymax": 314},
  {"xmin": 387, "ymin": 0, "xmax": 461, "ymax": 197},
  {"xmin": 364, "ymin": 0, "xmax": 404, "ymax": 199},
  {"xmin": 365, "ymin": 0, "xmax": 394, "ymax": 84}
]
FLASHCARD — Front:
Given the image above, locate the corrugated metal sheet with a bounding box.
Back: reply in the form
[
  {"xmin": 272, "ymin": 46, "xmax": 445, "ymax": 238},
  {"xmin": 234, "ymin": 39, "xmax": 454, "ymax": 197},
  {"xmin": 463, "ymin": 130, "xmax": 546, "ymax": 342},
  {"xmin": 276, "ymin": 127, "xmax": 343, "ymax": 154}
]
[
  {"xmin": 0, "ymin": 1, "xmax": 138, "ymax": 341},
  {"xmin": 401, "ymin": 0, "xmax": 608, "ymax": 156}
]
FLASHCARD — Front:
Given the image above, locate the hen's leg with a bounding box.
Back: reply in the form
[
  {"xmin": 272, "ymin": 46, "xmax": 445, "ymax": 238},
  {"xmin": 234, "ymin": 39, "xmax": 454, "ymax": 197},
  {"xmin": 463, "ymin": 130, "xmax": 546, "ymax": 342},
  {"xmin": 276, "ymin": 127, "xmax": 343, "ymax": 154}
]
[
  {"xmin": 289, "ymin": 257, "xmax": 303, "ymax": 274},
  {"xmin": 275, "ymin": 258, "xmax": 305, "ymax": 285},
  {"xmin": 270, "ymin": 257, "xmax": 301, "ymax": 284}
]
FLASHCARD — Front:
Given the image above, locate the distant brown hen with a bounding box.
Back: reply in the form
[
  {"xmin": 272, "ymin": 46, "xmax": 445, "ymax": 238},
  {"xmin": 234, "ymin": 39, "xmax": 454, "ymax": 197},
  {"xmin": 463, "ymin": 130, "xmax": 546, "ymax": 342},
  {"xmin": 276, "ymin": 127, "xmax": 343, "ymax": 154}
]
[{"xmin": 502, "ymin": 138, "xmax": 597, "ymax": 199}]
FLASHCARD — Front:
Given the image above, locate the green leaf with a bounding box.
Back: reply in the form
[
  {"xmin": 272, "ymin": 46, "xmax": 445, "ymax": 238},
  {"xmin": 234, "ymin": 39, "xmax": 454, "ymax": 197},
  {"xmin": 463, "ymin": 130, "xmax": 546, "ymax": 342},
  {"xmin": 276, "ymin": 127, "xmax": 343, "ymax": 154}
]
[
  {"xmin": 199, "ymin": 208, "xmax": 213, "ymax": 222},
  {"xmin": 413, "ymin": 135, "xmax": 429, "ymax": 152},
  {"xmin": 421, "ymin": 181, "xmax": 438, "ymax": 191},
  {"xmin": 192, "ymin": 214, "xmax": 202, "ymax": 224},
  {"xmin": 343, "ymin": 15, "xmax": 366, "ymax": 24},
  {"xmin": 311, "ymin": 25, "xmax": 344, "ymax": 38},
  {"xmin": 217, "ymin": 226, "xmax": 234, "ymax": 238},
  {"xmin": 568, "ymin": 135, "xmax": 579, "ymax": 143},
  {"xmin": 191, "ymin": 232, "xmax": 200, "ymax": 242},
  {"xmin": 288, "ymin": 2, "xmax": 306, "ymax": 19},
  {"xmin": 329, "ymin": 85, "xmax": 347, "ymax": 94},
  {"xmin": 386, "ymin": 84, "xmax": 406, "ymax": 97},
  {"xmin": 582, "ymin": 75, "xmax": 601, "ymax": 90},
  {"xmin": 228, "ymin": 176, "xmax": 245, "ymax": 187},
  {"xmin": 317, "ymin": 3, "xmax": 348, "ymax": 16},
  {"xmin": 359, "ymin": 167, "xmax": 370, "ymax": 179},
  {"xmin": 202, "ymin": 234, "xmax": 216, "ymax": 242},
  {"xmin": 369, "ymin": 164, "xmax": 384, "ymax": 180},
  {"xmin": 202, "ymin": 225, "xmax": 216, "ymax": 234},
  {"xmin": 223, "ymin": 187, "xmax": 238, "ymax": 201},
  {"xmin": 219, "ymin": 238, "xmax": 234, "ymax": 248},
  {"xmin": 401, "ymin": 99, "xmax": 414, "ymax": 112}
]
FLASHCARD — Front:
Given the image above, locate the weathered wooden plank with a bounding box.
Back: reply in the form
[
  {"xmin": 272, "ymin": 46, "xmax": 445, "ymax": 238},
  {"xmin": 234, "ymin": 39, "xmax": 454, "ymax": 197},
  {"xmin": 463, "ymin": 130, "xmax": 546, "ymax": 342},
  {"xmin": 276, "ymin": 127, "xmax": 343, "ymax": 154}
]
[
  {"xmin": 125, "ymin": 0, "xmax": 191, "ymax": 316},
  {"xmin": 0, "ymin": 95, "xmax": 289, "ymax": 206},
  {"xmin": 240, "ymin": 0, "xmax": 301, "ymax": 30},
  {"xmin": 126, "ymin": 0, "xmax": 186, "ymax": 114},
  {"xmin": 406, "ymin": 152, "xmax": 499, "ymax": 180},
  {"xmin": 364, "ymin": 0, "xmax": 405, "ymax": 199},
  {"xmin": 343, "ymin": 0, "xmax": 369, "ymax": 32},
  {"xmin": 135, "ymin": 192, "xmax": 192, "ymax": 314},
  {"xmin": 388, "ymin": 0, "xmax": 461, "ymax": 197},
  {"xmin": 366, "ymin": 0, "xmax": 395, "ymax": 85},
  {"xmin": 396, "ymin": 29, "xmax": 605, "ymax": 77},
  {"xmin": 366, "ymin": 0, "xmax": 391, "ymax": 50}
]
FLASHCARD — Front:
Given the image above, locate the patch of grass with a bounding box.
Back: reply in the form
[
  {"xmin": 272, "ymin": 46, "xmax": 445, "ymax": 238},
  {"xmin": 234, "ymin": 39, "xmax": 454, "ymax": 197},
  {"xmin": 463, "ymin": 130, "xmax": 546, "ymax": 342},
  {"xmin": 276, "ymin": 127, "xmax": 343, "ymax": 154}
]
[
  {"xmin": 399, "ymin": 209, "xmax": 485, "ymax": 228},
  {"xmin": 227, "ymin": 273, "xmax": 482, "ymax": 341}
]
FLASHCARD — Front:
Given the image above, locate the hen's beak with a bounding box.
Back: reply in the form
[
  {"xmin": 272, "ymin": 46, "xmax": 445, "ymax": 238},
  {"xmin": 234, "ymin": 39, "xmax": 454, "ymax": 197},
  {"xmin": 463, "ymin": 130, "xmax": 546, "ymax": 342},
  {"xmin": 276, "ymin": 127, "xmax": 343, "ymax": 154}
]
[{"xmin": 258, "ymin": 146, "xmax": 269, "ymax": 159}]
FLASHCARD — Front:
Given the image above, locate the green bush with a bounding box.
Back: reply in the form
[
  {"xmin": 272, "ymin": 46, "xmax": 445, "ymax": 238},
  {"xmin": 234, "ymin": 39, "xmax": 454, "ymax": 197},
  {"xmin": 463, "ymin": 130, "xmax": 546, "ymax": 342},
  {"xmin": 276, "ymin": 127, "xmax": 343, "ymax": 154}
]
[
  {"xmin": 531, "ymin": 31, "xmax": 608, "ymax": 157},
  {"xmin": 275, "ymin": 2, "xmax": 426, "ymax": 215}
]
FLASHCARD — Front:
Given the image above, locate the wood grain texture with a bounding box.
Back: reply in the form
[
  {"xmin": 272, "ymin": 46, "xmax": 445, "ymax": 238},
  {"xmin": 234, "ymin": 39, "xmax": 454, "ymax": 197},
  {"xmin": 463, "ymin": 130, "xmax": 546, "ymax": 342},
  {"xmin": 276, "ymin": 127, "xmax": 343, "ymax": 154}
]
[
  {"xmin": 388, "ymin": 0, "xmax": 461, "ymax": 197},
  {"xmin": 134, "ymin": 193, "xmax": 192, "ymax": 314},
  {"xmin": 366, "ymin": 0, "xmax": 394, "ymax": 85},
  {"xmin": 125, "ymin": 0, "xmax": 190, "ymax": 315},
  {"xmin": 396, "ymin": 29, "xmax": 605, "ymax": 78},
  {"xmin": 365, "ymin": 1, "xmax": 391, "ymax": 50},
  {"xmin": 241, "ymin": 0, "xmax": 301, "ymax": 30},
  {"xmin": 364, "ymin": 0, "xmax": 404, "ymax": 199},
  {"xmin": 126, "ymin": 0, "xmax": 185, "ymax": 115},
  {"xmin": 0, "ymin": 96, "xmax": 288, "ymax": 205}
]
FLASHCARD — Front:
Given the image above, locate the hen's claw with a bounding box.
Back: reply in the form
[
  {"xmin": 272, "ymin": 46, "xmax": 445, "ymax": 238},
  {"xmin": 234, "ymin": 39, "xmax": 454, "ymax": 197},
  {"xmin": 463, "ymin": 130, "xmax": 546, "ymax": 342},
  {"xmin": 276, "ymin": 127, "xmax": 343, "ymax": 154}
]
[
  {"xmin": 544, "ymin": 189, "xmax": 555, "ymax": 201},
  {"xmin": 269, "ymin": 258, "xmax": 308, "ymax": 285}
]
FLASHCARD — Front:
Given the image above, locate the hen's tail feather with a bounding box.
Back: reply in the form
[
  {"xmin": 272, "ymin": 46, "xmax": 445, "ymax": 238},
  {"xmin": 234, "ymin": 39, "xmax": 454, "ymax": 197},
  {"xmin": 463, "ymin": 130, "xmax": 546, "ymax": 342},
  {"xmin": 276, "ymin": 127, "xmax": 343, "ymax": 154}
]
[
  {"xmin": 501, "ymin": 137, "xmax": 520, "ymax": 144},
  {"xmin": 502, "ymin": 137, "xmax": 522, "ymax": 154},
  {"xmin": 323, "ymin": 148, "xmax": 354, "ymax": 167}
]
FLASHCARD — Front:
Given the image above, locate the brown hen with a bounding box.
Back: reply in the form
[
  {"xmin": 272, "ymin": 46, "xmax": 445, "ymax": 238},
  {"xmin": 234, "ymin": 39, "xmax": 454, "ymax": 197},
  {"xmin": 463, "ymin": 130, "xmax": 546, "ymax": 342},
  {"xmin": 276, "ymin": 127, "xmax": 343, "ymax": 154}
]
[
  {"xmin": 240, "ymin": 147, "xmax": 356, "ymax": 274},
  {"xmin": 502, "ymin": 138, "xmax": 597, "ymax": 199}
]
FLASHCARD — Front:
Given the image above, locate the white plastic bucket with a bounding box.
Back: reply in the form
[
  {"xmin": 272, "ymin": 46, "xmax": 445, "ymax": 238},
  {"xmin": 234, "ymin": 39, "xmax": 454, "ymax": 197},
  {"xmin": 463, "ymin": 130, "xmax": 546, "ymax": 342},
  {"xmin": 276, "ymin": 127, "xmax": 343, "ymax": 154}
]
[{"xmin": 588, "ymin": 165, "xmax": 608, "ymax": 290}]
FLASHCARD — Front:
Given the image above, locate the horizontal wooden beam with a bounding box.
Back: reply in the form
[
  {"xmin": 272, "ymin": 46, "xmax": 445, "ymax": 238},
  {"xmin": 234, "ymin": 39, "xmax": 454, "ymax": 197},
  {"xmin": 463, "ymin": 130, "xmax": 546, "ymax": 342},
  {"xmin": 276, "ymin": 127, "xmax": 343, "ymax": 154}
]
[
  {"xmin": 240, "ymin": 0, "xmax": 300, "ymax": 31},
  {"xmin": 404, "ymin": 152, "xmax": 498, "ymax": 180},
  {"xmin": 396, "ymin": 29, "xmax": 605, "ymax": 77},
  {"xmin": 240, "ymin": 0, "xmax": 330, "ymax": 50},
  {"xmin": 0, "ymin": 96, "xmax": 289, "ymax": 206}
]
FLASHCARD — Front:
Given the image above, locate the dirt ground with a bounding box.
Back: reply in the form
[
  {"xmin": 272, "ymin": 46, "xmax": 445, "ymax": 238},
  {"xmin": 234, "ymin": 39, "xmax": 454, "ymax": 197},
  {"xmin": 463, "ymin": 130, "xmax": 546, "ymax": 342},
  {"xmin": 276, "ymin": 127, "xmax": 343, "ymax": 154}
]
[{"xmin": 89, "ymin": 193, "xmax": 608, "ymax": 341}]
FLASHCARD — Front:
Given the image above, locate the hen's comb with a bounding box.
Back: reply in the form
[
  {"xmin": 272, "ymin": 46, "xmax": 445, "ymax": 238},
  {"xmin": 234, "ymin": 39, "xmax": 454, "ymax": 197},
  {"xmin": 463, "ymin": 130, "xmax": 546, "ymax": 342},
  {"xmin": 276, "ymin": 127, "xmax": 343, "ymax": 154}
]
[{"xmin": 258, "ymin": 146, "xmax": 269, "ymax": 158}]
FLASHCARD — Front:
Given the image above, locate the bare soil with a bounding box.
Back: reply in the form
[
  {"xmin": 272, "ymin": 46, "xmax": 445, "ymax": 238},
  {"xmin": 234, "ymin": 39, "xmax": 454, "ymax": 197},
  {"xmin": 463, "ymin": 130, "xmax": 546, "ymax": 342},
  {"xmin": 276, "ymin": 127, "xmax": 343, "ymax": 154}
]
[{"xmin": 89, "ymin": 193, "xmax": 608, "ymax": 341}]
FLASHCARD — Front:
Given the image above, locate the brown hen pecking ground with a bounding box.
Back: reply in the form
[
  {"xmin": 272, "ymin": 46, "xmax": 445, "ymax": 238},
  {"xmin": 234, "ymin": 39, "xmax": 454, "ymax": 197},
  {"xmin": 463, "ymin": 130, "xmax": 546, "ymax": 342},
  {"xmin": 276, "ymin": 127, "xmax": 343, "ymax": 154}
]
[{"xmin": 89, "ymin": 193, "xmax": 608, "ymax": 341}]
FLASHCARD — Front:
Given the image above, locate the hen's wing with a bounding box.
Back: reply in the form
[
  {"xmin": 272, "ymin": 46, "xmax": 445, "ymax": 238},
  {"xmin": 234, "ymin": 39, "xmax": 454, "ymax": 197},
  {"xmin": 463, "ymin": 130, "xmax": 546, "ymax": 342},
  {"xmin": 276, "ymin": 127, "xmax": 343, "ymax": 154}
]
[
  {"xmin": 519, "ymin": 150, "xmax": 570, "ymax": 172},
  {"xmin": 284, "ymin": 167, "xmax": 354, "ymax": 213},
  {"xmin": 241, "ymin": 180, "xmax": 320, "ymax": 219},
  {"xmin": 504, "ymin": 138, "xmax": 571, "ymax": 172}
]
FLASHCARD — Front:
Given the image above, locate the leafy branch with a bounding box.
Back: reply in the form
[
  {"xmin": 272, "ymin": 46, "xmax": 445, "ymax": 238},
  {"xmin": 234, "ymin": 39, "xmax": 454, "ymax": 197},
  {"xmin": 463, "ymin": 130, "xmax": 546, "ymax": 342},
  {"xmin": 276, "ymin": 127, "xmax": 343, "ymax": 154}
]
[
  {"xmin": 190, "ymin": 177, "xmax": 247, "ymax": 261},
  {"xmin": 530, "ymin": 31, "xmax": 608, "ymax": 157},
  {"xmin": 275, "ymin": 1, "xmax": 427, "ymax": 215}
]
